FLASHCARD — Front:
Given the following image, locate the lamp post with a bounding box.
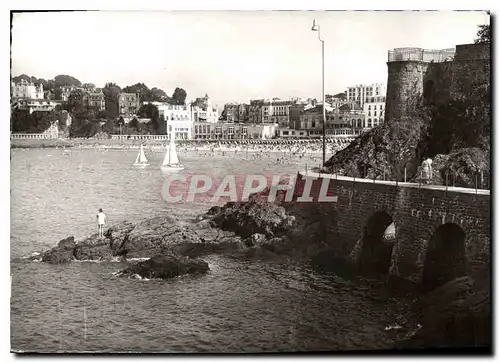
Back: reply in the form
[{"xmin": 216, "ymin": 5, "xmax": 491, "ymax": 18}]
[{"xmin": 311, "ymin": 19, "xmax": 326, "ymax": 166}]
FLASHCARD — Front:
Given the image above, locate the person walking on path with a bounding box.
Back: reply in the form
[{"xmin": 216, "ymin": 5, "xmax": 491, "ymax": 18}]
[{"xmin": 96, "ymin": 208, "xmax": 107, "ymax": 238}]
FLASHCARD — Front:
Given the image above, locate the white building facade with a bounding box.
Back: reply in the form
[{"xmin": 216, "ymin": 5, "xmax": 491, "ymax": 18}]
[
  {"xmin": 363, "ymin": 95, "xmax": 386, "ymax": 128},
  {"xmin": 11, "ymin": 99, "xmax": 60, "ymax": 114},
  {"xmin": 11, "ymin": 79, "xmax": 44, "ymax": 99},
  {"xmin": 156, "ymin": 102, "xmax": 193, "ymax": 140},
  {"xmin": 346, "ymin": 83, "xmax": 386, "ymax": 109}
]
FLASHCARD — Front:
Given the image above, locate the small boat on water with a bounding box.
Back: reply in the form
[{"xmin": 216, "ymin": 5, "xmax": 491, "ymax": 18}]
[
  {"xmin": 133, "ymin": 144, "xmax": 150, "ymax": 167},
  {"xmin": 161, "ymin": 134, "xmax": 184, "ymax": 172}
]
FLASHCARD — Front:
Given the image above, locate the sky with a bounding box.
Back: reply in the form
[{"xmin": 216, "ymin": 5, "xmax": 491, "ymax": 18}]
[{"xmin": 11, "ymin": 10, "xmax": 490, "ymax": 107}]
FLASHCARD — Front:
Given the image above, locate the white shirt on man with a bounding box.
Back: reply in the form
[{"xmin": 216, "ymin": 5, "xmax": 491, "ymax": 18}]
[{"xmin": 97, "ymin": 212, "xmax": 107, "ymax": 225}]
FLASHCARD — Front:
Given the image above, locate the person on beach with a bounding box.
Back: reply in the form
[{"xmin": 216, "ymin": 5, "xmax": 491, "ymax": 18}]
[{"xmin": 96, "ymin": 208, "xmax": 107, "ymax": 238}]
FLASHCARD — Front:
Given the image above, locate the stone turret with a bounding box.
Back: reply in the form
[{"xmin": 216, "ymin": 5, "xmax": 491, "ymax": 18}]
[{"xmin": 385, "ymin": 47, "xmax": 455, "ymax": 122}]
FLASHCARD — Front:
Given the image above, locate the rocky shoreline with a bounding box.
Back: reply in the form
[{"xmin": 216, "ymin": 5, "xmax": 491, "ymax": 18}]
[{"xmin": 29, "ymin": 189, "xmax": 490, "ymax": 351}]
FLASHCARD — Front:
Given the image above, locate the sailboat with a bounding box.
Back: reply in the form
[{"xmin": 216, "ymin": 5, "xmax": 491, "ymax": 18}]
[
  {"xmin": 133, "ymin": 144, "xmax": 149, "ymax": 167},
  {"xmin": 161, "ymin": 134, "xmax": 184, "ymax": 172}
]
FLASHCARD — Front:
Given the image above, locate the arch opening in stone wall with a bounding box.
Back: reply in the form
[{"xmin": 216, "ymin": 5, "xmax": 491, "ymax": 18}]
[
  {"xmin": 358, "ymin": 211, "xmax": 396, "ymax": 276},
  {"xmin": 421, "ymin": 223, "xmax": 467, "ymax": 290}
]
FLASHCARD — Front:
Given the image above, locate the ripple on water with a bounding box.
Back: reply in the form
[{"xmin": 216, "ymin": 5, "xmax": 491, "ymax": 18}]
[{"xmin": 11, "ymin": 149, "xmax": 402, "ymax": 352}]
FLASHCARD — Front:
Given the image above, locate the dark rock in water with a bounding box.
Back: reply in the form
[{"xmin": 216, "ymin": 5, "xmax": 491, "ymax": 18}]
[
  {"xmin": 206, "ymin": 206, "xmax": 223, "ymax": 216},
  {"xmin": 211, "ymin": 200, "xmax": 295, "ymax": 238},
  {"xmin": 73, "ymin": 235, "xmax": 113, "ymax": 261},
  {"xmin": 57, "ymin": 236, "xmax": 76, "ymax": 250},
  {"xmin": 396, "ymin": 276, "xmax": 491, "ymax": 349},
  {"xmin": 119, "ymin": 254, "xmax": 209, "ymax": 279},
  {"xmin": 117, "ymin": 216, "xmax": 198, "ymax": 257},
  {"xmin": 36, "ymin": 202, "xmax": 296, "ymax": 264},
  {"xmin": 42, "ymin": 248, "xmax": 74, "ymax": 264},
  {"xmin": 244, "ymin": 233, "xmax": 267, "ymax": 247},
  {"xmin": 104, "ymin": 221, "xmax": 136, "ymax": 254},
  {"xmin": 42, "ymin": 236, "xmax": 76, "ymax": 264}
]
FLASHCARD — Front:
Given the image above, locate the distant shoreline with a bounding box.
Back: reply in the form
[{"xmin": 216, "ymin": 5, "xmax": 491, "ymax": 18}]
[{"xmin": 10, "ymin": 137, "xmax": 349, "ymax": 154}]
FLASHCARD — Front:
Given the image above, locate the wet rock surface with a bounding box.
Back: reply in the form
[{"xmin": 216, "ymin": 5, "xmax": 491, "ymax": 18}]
[
  {"xmin": 42, "ymin": 236, "xmax": 76, "ymax": 264},
  {"xmin": 118, "ymin": 254, "xmax": 209, "ymax": 280},
  {"xmin": 37, "ymin": 212, "xmax": 249, "ymax": 263},
  {"xmin": 395, "ymin": 276, "xmax": 491, "ymax": 350},
  {"xmin": 210, "ymin": 200, "xmax": 296, "ymax": 239}
]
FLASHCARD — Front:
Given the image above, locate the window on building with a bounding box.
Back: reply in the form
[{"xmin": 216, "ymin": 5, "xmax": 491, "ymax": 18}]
[
  {"xmin": 368, "ymin": 105, "xmax": 371, "ymax": 110},
  {"xmin": 368, "ymin": 111, "xmax": 371, "ymax": 116},
  {"xmin": 380, "ymin": 105, "xmax": 383, "ymax": 110},
  {"xmin": 374, "ymin": 111, "xmax": 377, "ymax": 116}
]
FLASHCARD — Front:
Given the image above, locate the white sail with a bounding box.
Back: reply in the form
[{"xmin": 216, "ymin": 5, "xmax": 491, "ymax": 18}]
[
  {"xmin": 162, "ymin": 136, "xmax": 180, "ymax": 166},
  {"xmin": 139, "ymin": 145, "xmax": 148, "ymax": 163},
  {"xmin": 134, "ymin": 149, "xmax": 141, "ymax": 164},
  {"xmin": 162, "ymin": 144, "xmax": 170, "ymax": 166},
  {"xmin": 169, "ymin": 137, "xmax": 179, "ymax": 165},
  {"xmin": 161, "ymin": 133, "xmax": 183, "ymax": 171}
]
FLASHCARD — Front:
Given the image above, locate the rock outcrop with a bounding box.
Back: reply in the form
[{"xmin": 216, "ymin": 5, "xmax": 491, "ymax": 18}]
[
  {"xmin": 42, "ymin": 236, "xmax": 76, "ymax": 264},
  {"xmin": 396, "ymin": 276, "xmax": 491, "ymax": 349},
  {"xmin": 118, "ymin": 254, "xmax": 209, "ymax": 280},
  {"xmin": 418, "ymin": 147, "xmax": 490, "ymax": 188},
  {"xmin": 38, "ymin": 214, "xmax": 245, "ymax": 263},
  {"xmin": 323, "ymin": 118, "xmax": 427, "ymax": 182},
  {"xmin": 210, "ymin": 200, "xmax": 296, "ymax": 239}
]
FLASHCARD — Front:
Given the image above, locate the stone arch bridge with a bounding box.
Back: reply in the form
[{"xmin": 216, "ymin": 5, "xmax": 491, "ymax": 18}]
[{"xmin": 292, "ymin": 172, "xmax": 490, "ymax": 287}]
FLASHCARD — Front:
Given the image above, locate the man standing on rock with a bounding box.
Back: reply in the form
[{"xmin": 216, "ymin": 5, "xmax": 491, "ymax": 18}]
[{"xmin": 97, "ymin": 208, "xmax": 107, "ymax": 238}]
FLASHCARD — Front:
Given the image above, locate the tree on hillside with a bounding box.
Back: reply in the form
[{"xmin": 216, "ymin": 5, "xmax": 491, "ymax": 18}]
[
  {"xmin": 103, "ymin": 82, "xmax": 122, "ymax": 118},
  {"xmin": 171, "ymin": 87, "xmax": 187, "ymax": 105},
  {"xmin": 138, "ymin": 103, "xmax": 160, "ymax": 133},
  {"xmin": 150, "ymin": 87, "xmax": 168, "ymax": 102},
  {"xmin": 122, "ymin": 83, "xmax": 170, "ymax": 103},
  {"xmin": 128, "ymin": 117, "xmax": 139, "ymax": 130},
  {"xmin": 82, "ymin": 83, "xmax": 96, "ymax": 89},
  {"xmin": 11, "ymin": 74, "xmax": 49, "ymax": 88},
  {"xmin": 12, "ymin": 74, "xmax": 31, "ymax": 83},
  {"xmin": 54, "ymin": 74, "xmax": 82, "ymax": 87},
  {"xmin": 158, "ymin": 115, "xmax": 166, "ymax": 134},
  {"xmin": 122, "ymin": 83, "xmax": 149, "ymax": 100},
  {"xmin": 475, "ymin": 24, "xmax": 491, "ymax": 44},
  {"xmin": 333, "ymin": 92, "xmax": 347, "ymax": 100},
  {"xmin": 68, "ymin": 89, "xmax": 88, "ymax": 114}
]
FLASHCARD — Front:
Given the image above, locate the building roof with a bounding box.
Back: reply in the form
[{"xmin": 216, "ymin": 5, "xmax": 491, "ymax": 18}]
[
  {"xmin": 304, "ymin": 104, "xmax": 334, "ymax": 113},
  {"xmin": 338, "ymin": 102, "xmax": 362, "ymax": 112}
]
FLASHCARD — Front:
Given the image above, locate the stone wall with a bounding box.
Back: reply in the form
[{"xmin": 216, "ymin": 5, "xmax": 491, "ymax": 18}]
[
  {"xmin": 422, "ymin": 61, "xmax": 454, "ymax": 104},
  {"xmin": 292, "ymin": 173, "xmax": 490, "ymax": 285},
  {"xmin": 386, "ymin": 42, "xmax": 490, "ymax": 121},
  {"xmin": 385, "ymin": 61, "xmax": 429, "ymax": 122},
  {"xmin": 450, "ymin": 43, "xmax": 491, "ymax": 100}
]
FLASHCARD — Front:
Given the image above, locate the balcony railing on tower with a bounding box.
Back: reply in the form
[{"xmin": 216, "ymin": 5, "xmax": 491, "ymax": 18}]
[{"xmin": 388, "ymin": 48, "xmax": 456, "ymax": 63}]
